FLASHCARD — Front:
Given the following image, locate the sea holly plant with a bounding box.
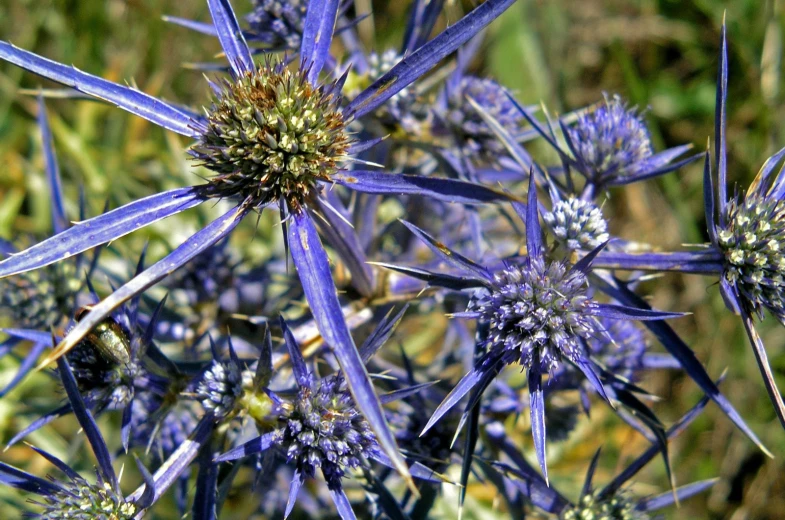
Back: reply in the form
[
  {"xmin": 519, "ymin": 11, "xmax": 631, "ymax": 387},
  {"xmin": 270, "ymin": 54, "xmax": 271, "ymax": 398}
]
[
  {"xmin": 514, "ymin": 92, "xmax": 702, "ymax": 199},
  {"xmin": 213, "ymin": 316, "xmax": 443, "ymax": 519},
  {"xmin": 481, "ymin": 387, "xmax": 720, "ymax": 519},
  {"xmin": 0, "ymin": 0, "xmax": 518, "ymax": 484},
  {"xmin": 0, "ymin": 96, "xmax": 90, "ymax": 398},
  {"xmin": 589, "ymin": 22, "xmax": 785, "ymax": 432},
  {"xmin": 376, "ymin": 175, "xmax": 689, "ymax": 483},
  {"xmin": 0, "ymin": 355, "xmax": 156, "ymax": 518}
]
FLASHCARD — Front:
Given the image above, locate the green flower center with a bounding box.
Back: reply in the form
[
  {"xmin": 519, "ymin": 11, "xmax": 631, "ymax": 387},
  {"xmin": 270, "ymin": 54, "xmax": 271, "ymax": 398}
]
[
  {"xmin": 192, "ymin": 63, "xmax": 349, "ymax": 211},
  {"xmin": 41, "ymin": 480, "xmax": 137, "ymax": 520},
  {"xmin": 560, "ymin": 490, "xmax": 649, "ymax": 520},
  {"xmin": 718, "ymin": 195, "xmax": 785, "ymax": 318}
]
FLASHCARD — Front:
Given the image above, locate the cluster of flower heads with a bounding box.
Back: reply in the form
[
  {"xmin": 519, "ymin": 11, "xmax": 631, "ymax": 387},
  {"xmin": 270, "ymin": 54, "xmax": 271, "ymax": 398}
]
[{"xmin": 0, "ymin": 1, "xmax": 781, "ymax": 518}]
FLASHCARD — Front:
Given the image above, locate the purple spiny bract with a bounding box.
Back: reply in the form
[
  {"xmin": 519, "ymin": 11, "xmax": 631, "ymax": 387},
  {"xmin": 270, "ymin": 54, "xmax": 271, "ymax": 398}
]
[
  {"xmin": 273, "ymin": 374, "xmax": 379, "ymax": 488},
  {"xmin": 470, "ymin": 256, "xmax": 598, "ymax": 371},
  {"xmin": 718, "ymin": 194, "xmax": 785, "ymax": 322},
  {"xmin": 567, "ymin": 94, "xmax": 653, "ymax": 182},
  {"xmin": 444, "ymin": 76, "xmax": 521, "ymax": 159},
  {"xmin": 191, "ymin": 62, "xmax": 350, "ymax": 211}
]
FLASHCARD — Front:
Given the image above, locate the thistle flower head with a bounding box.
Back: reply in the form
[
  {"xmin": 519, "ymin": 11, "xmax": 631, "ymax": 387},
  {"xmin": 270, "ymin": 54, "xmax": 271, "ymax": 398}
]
[
  {"xmin": 195, "ymin": 359, "xmax": 244, "ymax": 419},
  {"xmin": 272, "ymin": 374, "xmax": 379, "ymax": 488},
  {"xmin": 543, "ymin": 197, "xmax": 610, "ymax": 251},
  {"xmin": 0, "ymin": 263, "xmax": 78, "ymax": 330},
  {"xmin": 444, "ymin": 76, "xmax": 521, "ymax": 159},
  {"xmin": 192, "ymin": 62, "xmax": 350, "ymax": 211},
  {"xmin": 246, "ymin": 0, "xmax": 307, "ymax": 49},
  {"xmin": 34, "ymin": 474, "xmax": 138, "ymax": 520},
  {"xmin": 470, "ymin": 256, "xmax": 599, "ymax": 372},
  {"xmin": 566, "ymin": 95, "xmax": 653, "ymax": 183},
  {"xmin": 718, "ymin": 192, "xmax": 785, "ymax": 321},
  {"xmin": 560, "ymin": 489, "xmax": 650, "ymax": 520}
]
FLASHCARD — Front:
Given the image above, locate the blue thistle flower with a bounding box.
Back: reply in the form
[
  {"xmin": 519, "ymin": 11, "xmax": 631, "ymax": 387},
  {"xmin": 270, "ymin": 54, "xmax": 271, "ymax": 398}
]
[
  {"xmin": 441, "ymin": 75, "xmax": 522, "ymax": 161},
  {"xmin": 566, "ymin": 95, "xmax": 653, "ymax": 180},
  {"xmin": 273, "ymin": 373, "xmax": 380, "ymax": 488},
  {"xmin": 514, "ymin": 93, "xmax": 700, "ymax": 195},
  {"xmin": 379, "ymin": 175, "xmax": 686, "ymax": 483},
  {"xmin": 543, "ymin": 196, "xmax": 610, "ymax": 251},
  {"xmin": 0, "ymin": 357, "xmax": 156, "ymax": 517},
  {"xmin": 705, "ymin": 22, "xmax": 785, "ymax": 432},
  {"xmin": 0, "ymin": 0, "xmax": 517, "ymax": 486},
  {"xmin": 215, "ymin": 316, "xmax": 442, "ymax": 518},
  {"xmin": 586, "ymin": 20, "xmax": 785, "ymax": 438},
  {"xmin": 484, "ymin": 391, "xmax": 719, "ymax": 520}
]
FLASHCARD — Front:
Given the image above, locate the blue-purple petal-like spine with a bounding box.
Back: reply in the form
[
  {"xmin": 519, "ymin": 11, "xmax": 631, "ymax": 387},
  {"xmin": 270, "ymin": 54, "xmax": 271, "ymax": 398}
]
[
  {"xmin": 37, "ymin": 96, "xmax": 69, "ymax": 234},
  {"xmin": 287, "ymin": 210, "xmax": 413, "ymax": 488},
  {"xmin": 56, "ymin": 357, "xmax": 119, "ymax": 492},
  {"xmin": 0, "ymin": 187, "xmax": 203, "ymax": 279},
  {"xmin": 333, "ymin": 170, "xmax": 513, "ymax": 205},
  {"xmin": 528, "ymin": 365, "xmax": 548, "ymax": 485},
  {"xmin": 0, "ymin": 41, "xmax": 200, "ymax": 137},
  {"xmin": 715, "ymin": 20, "xmax": 729, "ymax": 223},
  {"xmin": 300, "ymin": 0, "xmax": 341, "ymax": 83},
  {"xmin": 740, "ymin": 312, "xmax": 785, "ymax": 430},
  {"xmin": 346, "ymin": 0, "xmax": 516, "ymax": 119},
  {"xmin": 206, "ymin": 0, "xmax": 255, "ymax": 77},
  {"xmin": 284, "ymin": 471, "xmax": 304, "ymax": 519}
]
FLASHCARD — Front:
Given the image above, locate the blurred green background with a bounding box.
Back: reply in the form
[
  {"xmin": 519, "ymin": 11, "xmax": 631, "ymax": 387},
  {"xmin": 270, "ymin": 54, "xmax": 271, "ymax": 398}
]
[{"xmin": 0, "ymin": 0, "xmax": 783, "ymax": 518}]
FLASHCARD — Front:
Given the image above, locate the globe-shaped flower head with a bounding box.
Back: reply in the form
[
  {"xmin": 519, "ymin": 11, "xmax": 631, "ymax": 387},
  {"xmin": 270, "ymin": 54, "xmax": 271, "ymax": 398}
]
[
  {"xmin": 717, "ymin": 182, "xmax": 785, "ymax": 322},
  {"xmin": 273, "ymin": 373, "xmax": 379, "ymax": 488},
  {"xmin": 518, "ymin": 93, "xmax": 697, "ymax": 194},
  {"xmin": 442, "ymin": 76, "xmax": 522, "ymax": 160},
  {"xmin": 192, "ymin": 61, "xmax": 350, "ymax": 212},
  {"xmin": 560, "ymin": 490, "xmax": 649, "ymax": 520},
  {"xmin": 543, "ymin": 196, "xmax": 610, "ymax": 251},
  {"xmin": 702, "ymin": 23, "xmax": 785, "ymax": 431},
  {"xmin": 566, "ymin": 95, "xmax": 653, "ymax": 183},
  {"xmin": 470, "ymin": 256, "xmax": 599, "ymax": 372},
  {"xmin": 390, "ymin": 176, "xmax": 683, "ymax": 484}
]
